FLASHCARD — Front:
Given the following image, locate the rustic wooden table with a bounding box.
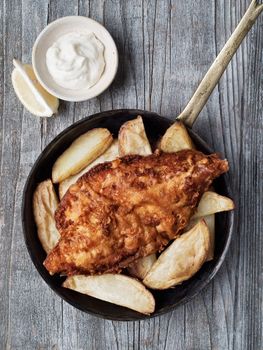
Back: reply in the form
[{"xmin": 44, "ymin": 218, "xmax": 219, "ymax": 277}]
[{"xmin": 0, "ymin": 1, "xmax": 262, "ymax": 349}]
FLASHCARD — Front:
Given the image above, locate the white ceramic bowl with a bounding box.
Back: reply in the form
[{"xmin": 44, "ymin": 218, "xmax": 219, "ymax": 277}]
[{"xmin": 32, "ymin": 16, "xmax": 118, "ymax": 102}]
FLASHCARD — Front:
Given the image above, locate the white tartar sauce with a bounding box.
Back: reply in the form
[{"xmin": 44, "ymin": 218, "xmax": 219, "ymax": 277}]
[{"xmin": 46, "ymin": 32, "xmax": 105, "ymax": 90}]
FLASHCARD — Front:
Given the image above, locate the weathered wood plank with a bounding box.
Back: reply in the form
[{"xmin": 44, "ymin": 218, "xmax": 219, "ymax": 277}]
[
  {"xmin": 1, "ymin": 1, "xmax": 64, "ymax": 349},
  {"xmin": 0, "ymin": 0, "xmax": 24, "ymax": 348},
  {"xmin": 0, "ymin": 0, "xmax": 262, "ymax": 349}
]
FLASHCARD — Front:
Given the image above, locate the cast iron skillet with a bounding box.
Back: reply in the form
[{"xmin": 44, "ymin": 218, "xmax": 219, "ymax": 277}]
[
  {"xmin": 22, "ymin": 109, "xmax": 233, "ymax": 321},
  {"xmin": 21, "ymin": 2, "xmax": 262, "ymax": 320}
]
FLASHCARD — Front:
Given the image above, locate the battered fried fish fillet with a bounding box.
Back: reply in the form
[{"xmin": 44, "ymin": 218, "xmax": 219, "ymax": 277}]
[{"xmin": 44, "ymin": 150, "xmax": 228, "ymax": 276}]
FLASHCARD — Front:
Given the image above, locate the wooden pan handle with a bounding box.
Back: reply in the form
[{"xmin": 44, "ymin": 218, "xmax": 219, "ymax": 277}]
[{"xmin": 176, "ymin": 0, "xmax": 263, "ymax": 127}]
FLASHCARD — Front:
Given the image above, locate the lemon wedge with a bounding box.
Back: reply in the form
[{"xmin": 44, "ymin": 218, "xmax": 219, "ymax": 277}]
[{"xmin": 12, "ymin": 59, "xmax": 59, "ymax": 117}]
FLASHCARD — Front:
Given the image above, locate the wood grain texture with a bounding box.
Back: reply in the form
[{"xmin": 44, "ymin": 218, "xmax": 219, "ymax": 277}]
[{"xmin": 0, "ymin": 0, "xmax": 262, "ymax": 349}]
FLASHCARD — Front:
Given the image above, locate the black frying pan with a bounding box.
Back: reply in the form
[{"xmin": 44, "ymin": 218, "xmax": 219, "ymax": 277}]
[{"xmin": 22, "ymin": 1, "xmax": 262, "ymax": 321}]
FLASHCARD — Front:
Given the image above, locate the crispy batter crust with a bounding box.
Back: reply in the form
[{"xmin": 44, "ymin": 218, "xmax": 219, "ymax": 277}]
[{"xmin": 44, "ymin": 150, "xmax": 228, "ymax": 276}]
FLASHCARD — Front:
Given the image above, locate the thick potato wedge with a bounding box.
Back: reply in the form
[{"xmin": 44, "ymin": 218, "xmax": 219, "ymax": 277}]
[
  {"xmin": 192, "ymin": 191, "xmax": 234, "ymax": 218},
  {"xmin": 118, "ymin": 115, "xmax": 152, "ymax": 156},
  {"xmin": 33, "ymin": 179, "xmax": 60, "ymax": 253},
  {"xmin": 128, "ymin": 254, "xmax": 157, "ymax": 280},
  {"xmin": 203, "ymin": 214, "xmax": 215, "ymax": 261},
  {"xmin": 63, "ymin": 274, "xmax": 155, "ymax": 314},
  {"xmin": 52, "ymin": 128, "xmax": 113, "ymax": 183},
  {"xmin": 143, "ymin": 220, "xmax": 210, "ymax": 289},
  {"xmin": 58, "ymin": 139, "xmax": 119, "ymax": 199},
  {"xmin": 160, "ymin": 121, "xmax": 195, "ymax": 152},
  {"xmin": 187, "ymin": 214, "xmax": 215, "ymax": 261}
]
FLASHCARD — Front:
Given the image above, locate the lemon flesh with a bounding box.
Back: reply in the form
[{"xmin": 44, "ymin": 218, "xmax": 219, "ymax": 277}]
[{"xmin": 12, "ymin": 63, "xmax": 59, "ymax": 117}]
